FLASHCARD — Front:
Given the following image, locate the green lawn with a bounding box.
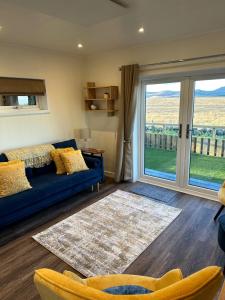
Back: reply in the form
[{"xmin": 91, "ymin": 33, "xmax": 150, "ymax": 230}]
[{"xmin": 144, "ymin": 148, "xmax": 225, "ymax": 184}]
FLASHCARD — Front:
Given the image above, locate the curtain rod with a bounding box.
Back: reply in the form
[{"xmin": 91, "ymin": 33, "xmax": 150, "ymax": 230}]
[{"xmin": 119, "ymin": 53, "xmax": 225, "ymax": 70}]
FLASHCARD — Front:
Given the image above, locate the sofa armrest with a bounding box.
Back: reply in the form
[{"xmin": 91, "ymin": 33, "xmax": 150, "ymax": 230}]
[
  {"xmin": 83, "ymin": 155, "xmax": 101, "ymax": 169},
  {"xmin": 83, "ymin": 154, "xmax": 104, "ymax": 182}
]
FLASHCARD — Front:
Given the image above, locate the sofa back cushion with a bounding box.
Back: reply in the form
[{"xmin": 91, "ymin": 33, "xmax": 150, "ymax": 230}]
[
  {"xmin": 27, "ymin": 139, "xmax": 78, "ymax": 177},
  {"xmin": 0, "ymin": 139, "xmax": 77, "ymax": 179},
  {"xmin": 0, "ymin": 153, "xmax": 7, "ymax": 162},
  {"xmin": 53, "ymin": 139, "xmax": 77, "ymax": 150},
  {"xmin": 32, "ymin": 162, "xmax": 56, "ymax": 177}
]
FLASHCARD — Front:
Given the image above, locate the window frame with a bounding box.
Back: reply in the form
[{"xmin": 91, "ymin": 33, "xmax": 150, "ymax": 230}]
[{"xmin": 139, "ymin": 70, "xmax": 225, "ymax": 201}]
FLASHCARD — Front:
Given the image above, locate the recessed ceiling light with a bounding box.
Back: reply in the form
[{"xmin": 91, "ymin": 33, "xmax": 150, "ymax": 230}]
[
  {"xmin": 138, "ymin": 26, "xmax": 144, "ymax": 33},
  {"xmin": 0, "ymin": 26, "xmax": 3, "ymax": 31},
  {"xmin": 77, "ymin": 43, "xmax": 83, "ymax": 48}
]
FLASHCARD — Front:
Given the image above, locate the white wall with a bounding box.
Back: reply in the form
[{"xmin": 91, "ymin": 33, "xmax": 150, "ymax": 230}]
[
  {"xmin": 1, "ymin": 31, "xmax": 225, "ymax": 176},
  {"xmin": 84, "ymin": 30, "xmax": 225, "ymax": 176},
  {"xmin": 0, "ymin": 44, "xmax": 85, "ymax": 152}
]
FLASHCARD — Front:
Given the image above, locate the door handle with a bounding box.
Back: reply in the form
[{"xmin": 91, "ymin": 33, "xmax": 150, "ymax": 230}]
[
  {"xmin": 186, "ymin": 124, "xmax": 192, "ymax": 139},
  {"xmin": 178, "ymin": 124, "xmax": 182, "ymax": 138}
]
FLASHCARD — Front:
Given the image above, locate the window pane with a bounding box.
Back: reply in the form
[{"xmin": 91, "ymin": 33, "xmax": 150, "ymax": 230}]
[
  {"xmin": 0, "ymin": 95, "xmax": 36, "ymax": 106},
  {"xmin": 189, "ymin": 78, "xmax": 225, "ymax": 190},
  {"xmin": 144, "ymin": 82, "xmax": 181, "ymax": 181}
]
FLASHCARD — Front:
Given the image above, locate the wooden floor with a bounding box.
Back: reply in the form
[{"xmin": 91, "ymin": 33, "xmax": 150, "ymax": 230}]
[{"xmin": 0, "ymin": 179, "xmax": 225, "ymax": 300}]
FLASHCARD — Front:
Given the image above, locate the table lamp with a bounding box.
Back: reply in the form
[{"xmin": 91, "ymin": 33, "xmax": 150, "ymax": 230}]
[{"xmin": 79, "ymin": 128, "xmax": 91, "ymax": 148}]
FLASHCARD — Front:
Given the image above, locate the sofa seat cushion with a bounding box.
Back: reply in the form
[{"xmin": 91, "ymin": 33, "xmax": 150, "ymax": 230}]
[{"xmin": 0, "ymin": 169, "xmax": 97, "ymax": 217}]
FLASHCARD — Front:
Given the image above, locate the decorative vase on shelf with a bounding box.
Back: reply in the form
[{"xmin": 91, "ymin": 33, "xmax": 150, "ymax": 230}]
[
  {"xmin": 90, "ymin": 104, "xmax": 97, "ymax": 110},
  {"xmin": 103, "ymin": 93, "xmax": 109, "ymax": 100}
]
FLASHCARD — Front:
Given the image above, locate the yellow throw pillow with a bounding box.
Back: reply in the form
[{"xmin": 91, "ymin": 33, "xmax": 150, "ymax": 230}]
[
  {"xmin": 50, "ymin": 148, "xmax": 75, "ymax": 175},
  {"xmin": 60, "ymin": 150, "xmax": 88, "ymax": 175},
  {"xmin": 0, "ymin": 160, "xmax": 32, "ymax": 198}
]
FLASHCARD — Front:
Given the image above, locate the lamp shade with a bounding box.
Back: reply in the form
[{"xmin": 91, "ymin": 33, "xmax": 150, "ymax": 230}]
[{"xmin": 80, "ymin": 128, "xmax": 91, "ymax": 140}]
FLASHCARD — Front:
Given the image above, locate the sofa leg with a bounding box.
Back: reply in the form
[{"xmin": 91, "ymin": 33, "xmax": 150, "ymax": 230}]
[
  {"xmin": 214, "ymin": 205, "xmax": 224, "ymax": 221},
  {"xmin": 97, "ymin": 182, "xmax": 100, "ymax": 192}
]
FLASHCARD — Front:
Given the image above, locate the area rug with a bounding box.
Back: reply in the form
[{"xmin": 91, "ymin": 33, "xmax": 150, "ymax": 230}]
[
  {"xmin": 129, "ymin": 182, "xmax": 178, "ymax": 203},
  {"xmin": 33, "ymin": 190, "xmax": 181, "ymax": 277}
]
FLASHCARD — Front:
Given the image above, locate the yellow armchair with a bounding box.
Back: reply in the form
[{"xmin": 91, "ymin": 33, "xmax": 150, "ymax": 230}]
[{"xmin": 34, "ymin": 266, "xmax": 223, "ymax": 300}]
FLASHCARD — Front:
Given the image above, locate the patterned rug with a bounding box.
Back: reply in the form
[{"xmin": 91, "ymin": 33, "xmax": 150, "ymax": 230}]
[{"xmin": 33, "ymin": 190, "xmax": 181, "ymax": 277}]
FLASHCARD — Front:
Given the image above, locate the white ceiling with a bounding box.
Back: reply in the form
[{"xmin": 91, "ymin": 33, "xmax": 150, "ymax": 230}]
[{"xmin": 0, "ymin": 0, "xmax": 225, "ymax": 55}]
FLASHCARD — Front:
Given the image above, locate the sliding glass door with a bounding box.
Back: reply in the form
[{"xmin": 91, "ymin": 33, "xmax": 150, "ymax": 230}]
[{"xmin": 141, "ymin": 75, "xmax": 225, "ymax": 194}]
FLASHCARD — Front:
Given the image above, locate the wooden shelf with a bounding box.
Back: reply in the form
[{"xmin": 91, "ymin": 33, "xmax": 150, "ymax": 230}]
[
  {"xmin": 84, "ymin": 83, "xmax": 118, "ymax": 116},
  {"xmin": 85, "ymin": 86, "xmax": 117, "ymax": 89},
  {"xmin": 87, "ymin": 109, "xmax": 118, "ymax": 112},
  {"xmin": 85, "ymin": 98, "xmax": 113, "ymax": 101}
]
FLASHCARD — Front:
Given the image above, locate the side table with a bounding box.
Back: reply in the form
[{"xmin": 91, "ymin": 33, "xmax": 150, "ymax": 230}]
[{"xmin": 81, "ymin": 148, "xmax": 105, "ymax": 191}]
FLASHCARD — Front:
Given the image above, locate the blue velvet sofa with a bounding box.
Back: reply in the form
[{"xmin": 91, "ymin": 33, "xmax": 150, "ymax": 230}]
[{"xmin": 0, "ymin": 139, "xmax": 104, "ymax": 229}]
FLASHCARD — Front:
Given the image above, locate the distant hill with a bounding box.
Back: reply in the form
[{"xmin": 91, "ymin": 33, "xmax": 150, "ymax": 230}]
[{"xmin": 146, "ymin": 86, "xmax": 225, "ymax": 98}]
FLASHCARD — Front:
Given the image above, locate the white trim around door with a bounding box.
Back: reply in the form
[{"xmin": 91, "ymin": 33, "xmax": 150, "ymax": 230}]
[{"xmin": 138, "ymin": 71, "xmax": 225, "ymax": 201}]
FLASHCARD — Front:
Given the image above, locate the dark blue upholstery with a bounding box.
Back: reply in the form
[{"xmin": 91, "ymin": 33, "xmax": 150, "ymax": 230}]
[
  {"xmin": 103, "ymin": 285, "xmax": 152, "ymax": 295},
  {"xmin": 32, "ymin": 162, "xmax": 55, "ymax": 177},
  {"xmin": 53, "ymin": 139, "xmax": 77, "ymax": 149},
  {"xmin": 84, "ymin": 156, "xmax": 101, "ymax": 169},
  {"xmin": 83, "ymin": 154, "xmax": 104, "ymax": 182},
  {"xmin": 0, "ymin": 153, "xmax": 7, "ymax": 162},
  {"xmin": 0, "ymin": 176, "xmax": 101, "ymax": 228},
  {"xmin": 0, "ymin": 139, "xmax": 104, "ymax": 229},
  {"xmin": 25, "ymin": 167, "xmax": 33, "ymax": 179},
  {"xmin": 218, "ymin": 215, "xmax": 225, "ymax": 252}
]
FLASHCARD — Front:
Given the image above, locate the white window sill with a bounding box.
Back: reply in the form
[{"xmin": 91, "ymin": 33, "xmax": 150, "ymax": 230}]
[{"xmin": 0, "ymin": 109, "xmax": 50, "ymax": 117}]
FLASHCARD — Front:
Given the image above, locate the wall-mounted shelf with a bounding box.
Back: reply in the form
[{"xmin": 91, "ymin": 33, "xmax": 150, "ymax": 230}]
[
  {"xmin": 85, "ymin": 98, "xmax": 114, "ymax": 101},
  {"xmin": 86, "ymin": 108, "xmax": 119, "ymax": 112},
  {"xmin": 84, "ymin": 84, "xmax": 118, "ymax": 116},
  {"xmin": 85, "ymin": 86, "xmax": 113, "ymax": 89}
]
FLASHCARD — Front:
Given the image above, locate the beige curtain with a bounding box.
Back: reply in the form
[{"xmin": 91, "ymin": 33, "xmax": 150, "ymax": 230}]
[{"xmin": 115, "ymin": 64, "xmax": 139, "ymax": 182}]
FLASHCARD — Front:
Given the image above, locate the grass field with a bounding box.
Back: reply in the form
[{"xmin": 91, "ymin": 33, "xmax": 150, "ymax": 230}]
[
  {"xmin": 146, "ymin": 97, "xmax": 225, "ymax": 126},
  {"xmin": 144, "ymin": 148, "xmax": 225, "ymax": 184}
]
